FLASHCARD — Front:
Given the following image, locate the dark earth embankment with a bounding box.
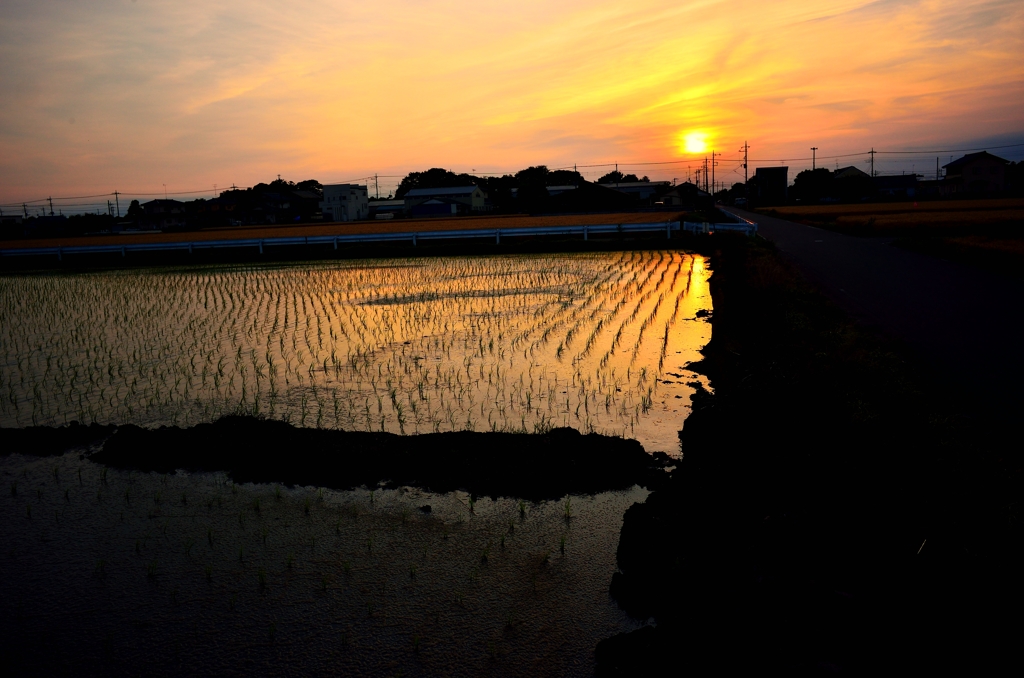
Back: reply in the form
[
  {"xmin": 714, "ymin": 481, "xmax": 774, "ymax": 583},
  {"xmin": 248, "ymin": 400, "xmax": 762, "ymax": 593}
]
[
  {"xmin": 598, "ymin": 235, "xmax": 1022, "ymax": 674},
  {"xmin": 2, "ymin": 417, "xmax": 669, "ymax": 501}
]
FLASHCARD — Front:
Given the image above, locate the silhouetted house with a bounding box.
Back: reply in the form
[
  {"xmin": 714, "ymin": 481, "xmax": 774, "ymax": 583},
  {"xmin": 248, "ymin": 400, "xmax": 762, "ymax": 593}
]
[
  {"xmin": 749, "ymin": 167, "xmax": 788, "ymax": 204},
  {"xmin": 368, "ymin": 200, "xmax": 405, "ymax": 219},
  {"xmin": 403, "ymin": 186, "xmax": 488, "ymax": 213},
  {"xmin": 545, "ymin": 181, "xmax": 638, "ymax": 212},
  {"xmin": 657, "ymin": 182, "xmax": 711, "ymax": 209},
  {"xmin": 291, "ymin": 190, "xmax": 322, "ymax": 220},
  {"xmin": 943, "ymin": 151, "xmax": 1008, "ymax": 193},
  {"xmin": 141, "ymin": 199, "xmax": 187, "ymax": 230},
  {"xmin": 320, "ymin": 184, "xmax": 368, "ymax": 222},
  {"xmin": 873, "ymin": 174, "xmax": 919, "ymax": 198},
  {"xmin": 509, "ymin": 185, "xmax": 580, "ymax": 199},
  {"xmin": 544, "ymin": 185, "xmax": 579, "ymax": 197},
  {"xmin": 834, "ymin": 166, "xmax": 870, "ymax": 181},
  {"xmin": 598, "ymin": 180, "xmax": 671, "ymax": 203},
  {"xmin": 410, "ymin": 198, "xmax": 464, "ymax": 217}
]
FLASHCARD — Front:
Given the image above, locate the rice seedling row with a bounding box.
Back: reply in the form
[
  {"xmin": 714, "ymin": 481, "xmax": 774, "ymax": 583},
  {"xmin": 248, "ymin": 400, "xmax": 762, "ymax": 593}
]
[{"xmin": 0, "ymin": 251, "xmax": 711, "ymax": 453}]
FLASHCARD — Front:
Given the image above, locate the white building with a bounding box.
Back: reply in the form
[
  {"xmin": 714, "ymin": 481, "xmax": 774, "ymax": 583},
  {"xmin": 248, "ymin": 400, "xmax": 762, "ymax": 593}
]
[{"xmin": 320, "ymin": 184, "xmax": 368, "ymax": 222}]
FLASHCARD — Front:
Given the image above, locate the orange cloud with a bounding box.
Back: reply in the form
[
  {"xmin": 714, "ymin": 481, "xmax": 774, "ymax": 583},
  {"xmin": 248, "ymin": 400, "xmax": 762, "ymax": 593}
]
[{"xmin": 0, "ymin": 0, "xmax": 1021, "ymax": 204}]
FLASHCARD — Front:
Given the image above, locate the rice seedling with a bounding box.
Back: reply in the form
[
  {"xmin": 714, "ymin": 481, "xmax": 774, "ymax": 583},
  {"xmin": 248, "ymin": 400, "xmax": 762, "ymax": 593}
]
[
  {"xmin": 146, "ymin": 560, "xmax": 158, "ymax": 578},
  {"xmin": 257, "ymin": 567, "xmax": 267, "ymax": 589},
  {"xmin": 286, "ymin": 553, "xmax": 294, "ymax": 569},
  {"xmin": 204, "ymin": 564, "xmax": 212, "ymax": 581},
  {"xmin": 563, "ymin": 496, "xmax": 572, "ymax": 520}
]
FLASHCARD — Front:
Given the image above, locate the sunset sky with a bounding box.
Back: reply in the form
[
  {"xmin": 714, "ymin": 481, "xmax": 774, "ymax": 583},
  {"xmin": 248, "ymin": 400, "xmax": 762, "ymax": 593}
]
[{"xmin": 1, "ymin": 0, "xmax": 1022, "ymax": 210}]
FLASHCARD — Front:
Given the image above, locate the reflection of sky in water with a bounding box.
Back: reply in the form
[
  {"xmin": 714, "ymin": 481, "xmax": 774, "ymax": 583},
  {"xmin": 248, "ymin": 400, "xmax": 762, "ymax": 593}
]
[
  {"xmin": 0, "ymin": 452, "xmax": 647, "ymax": 675},
  {"xmin": 0, "ymin": 251, "xmax": 711, "ymax": 455}
]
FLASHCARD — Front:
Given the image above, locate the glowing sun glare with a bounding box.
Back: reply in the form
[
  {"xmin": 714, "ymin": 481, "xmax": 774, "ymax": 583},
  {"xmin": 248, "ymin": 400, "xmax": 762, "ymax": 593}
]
[{"xmin": 682, "ymin": 131, "xmax": 709, "ymax": 155}]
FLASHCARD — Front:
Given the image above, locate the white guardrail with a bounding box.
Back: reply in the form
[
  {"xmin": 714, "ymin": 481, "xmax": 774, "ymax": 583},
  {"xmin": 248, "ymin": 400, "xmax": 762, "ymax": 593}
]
[{"xmin": 0, "ymin": 218, "xmax": 756, "ymax": 260}]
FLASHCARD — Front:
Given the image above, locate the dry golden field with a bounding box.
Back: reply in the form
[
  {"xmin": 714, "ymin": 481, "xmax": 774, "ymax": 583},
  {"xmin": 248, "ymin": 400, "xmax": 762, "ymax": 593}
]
[
  {"xmin": 759, "ymin": 198, "xmax": 1024, "ymax": 235},
  {"xmin": 1, "ymin": 212, "xmax": 673, "ymax": 251},
  {"xmin": 759, "ymin": 198, "xmax": 1024, "ymax": 276}
]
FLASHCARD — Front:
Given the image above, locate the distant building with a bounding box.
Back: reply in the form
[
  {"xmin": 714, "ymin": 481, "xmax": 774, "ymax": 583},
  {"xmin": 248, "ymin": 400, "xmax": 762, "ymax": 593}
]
[
  {"xmin": 873, "ymin": 174, "xmax": 919, "ymax": 198},
  {"xmin": 833, "ymin": 166, "xmax": 870, "ymax": 181},
  {"xmin": 409, "ymin": 199, "xmax": 463, "ymax": 217},
  {"xmin": 368, "ymin": 200, "xmax": 405, "ymax": 219},
  {"xmin": 749, "ymin": 167, "xmax": 788, "ymax": 204},
  {"xmin": 943, "ymin": 151, "xmax": 1008, "ymax": 193},
  {"xmin": 657, "ymin": 182, "xmax": 711, "ymax": 207},
  {"xmin": 509, "ymin": 185, "xmax": 579, "ymax": 199},
  {"xmin": 403, "ymin": 186, "xmax": 488, "ymax": 214},
  {"xmin": 321, "ymin": 184, "xmax": 368, "ymax": 222},
  {"xmin": 598, "ymin": 181, "xmax": 671, "ymax": 202},
  {"xmin": 141, "ymin": 199, "xmax": 187, "ymax": 230}
]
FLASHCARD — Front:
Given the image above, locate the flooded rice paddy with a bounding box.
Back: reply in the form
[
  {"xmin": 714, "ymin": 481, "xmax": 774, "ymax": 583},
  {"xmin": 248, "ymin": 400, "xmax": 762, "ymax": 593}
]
[
  {"xmin": 0, "ymin": 450, "xmax": 647, "ymax": 676},
  {"xmin": 0, "ymin": 251, "xmax": 712, "ymax": 455}
]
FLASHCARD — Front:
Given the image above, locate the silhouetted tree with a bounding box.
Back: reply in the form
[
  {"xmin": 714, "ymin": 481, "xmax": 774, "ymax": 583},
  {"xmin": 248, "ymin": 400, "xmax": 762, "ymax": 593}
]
[
  {"xmin": 125, "ymin": 200, "xmax": 144, "ymax": 221},
  {"xmin": 395, "ymin": 168, "xmax": 480, "ymax": 198},
  {"xmin": 792, "ymin": 168, "xmax": 835, "ymax": 203},
  {"xmin": 597, "ymin": 171, "xmax": 646, "ymax": 183}
]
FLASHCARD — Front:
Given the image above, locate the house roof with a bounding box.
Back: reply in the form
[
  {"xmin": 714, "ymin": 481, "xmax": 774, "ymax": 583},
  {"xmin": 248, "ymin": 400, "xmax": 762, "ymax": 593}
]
[
  {"xmin": 834, "ymin": 166, "xmax": 870, "ymax": 180},
  {"xmin": 597, "ymin": 181, "xmax": 671, "ymax": 188},
  {"xmin": 404, "ymin": 186, "xmax": 479, "ymax": 197},
  {"xmin": 943, "ymin": 151, "xmax": 1008, "ymax": 170}
]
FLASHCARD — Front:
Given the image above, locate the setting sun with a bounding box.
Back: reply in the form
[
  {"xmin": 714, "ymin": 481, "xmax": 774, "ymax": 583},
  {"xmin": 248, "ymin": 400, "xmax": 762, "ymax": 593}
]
[{"xmin": 682, "ymin": 131, "xmax": 709, "ymax": 155}]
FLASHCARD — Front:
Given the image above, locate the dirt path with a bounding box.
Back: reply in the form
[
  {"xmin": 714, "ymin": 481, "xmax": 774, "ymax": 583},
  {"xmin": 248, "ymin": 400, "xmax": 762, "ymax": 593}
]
[{"xmin": 726, "ymin": 206, "xmax": 1024, "ymax": 407}]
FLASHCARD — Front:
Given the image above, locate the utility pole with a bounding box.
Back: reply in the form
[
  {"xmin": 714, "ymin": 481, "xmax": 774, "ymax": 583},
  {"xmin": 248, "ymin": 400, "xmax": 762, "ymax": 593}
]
[
  {"xmin": 711, "ymin": 151, "xmax": 719, "ymax": 196},
  {"xmin": 811, "ymin": 147, "xmax": 818, "ymax": 170},
  {"xmin": 740, "ymin": 141, "xmax": 749, "ymax": 183},
  {"xmin": 47, "ymin": 197, "xmax": 54, "ymax": 216},
  {"xmin": 374, "ymin": 174, "xmax": 379, "ymax": 199},
  {"xmin": 107, "ymin": 200, "xmax": 113, "ymax": 216},
  {"xmin": 936, "ymin": 157, "xmax": 940, "ymax": 182},
  {"xmin": 23, "ymin": 204, "xmax": 28, "ymax": 217},
  {"xmin": 114, "ymin": 191, "xmax": 120, "ymax": 217},
  {"xmin": 869, "ymin": 148, "xmax": 876, "ymax": 177}
]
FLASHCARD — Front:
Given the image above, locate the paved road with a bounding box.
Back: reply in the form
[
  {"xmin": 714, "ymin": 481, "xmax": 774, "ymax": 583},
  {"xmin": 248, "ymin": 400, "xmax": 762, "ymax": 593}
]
[{"xmin": 724, "ymin": 207, "xmax": 1024, "ymax": 407}]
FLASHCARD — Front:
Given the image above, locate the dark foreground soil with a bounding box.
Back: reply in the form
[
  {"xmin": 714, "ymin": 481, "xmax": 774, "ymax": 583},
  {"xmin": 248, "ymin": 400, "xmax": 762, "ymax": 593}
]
[
  {"xmin": 597, "ymin": 236, "xmax": 1023, "ymax": 674},
  {"xmin": 2, "ymin": 417, "xmax": 668, "ymax": 501}
]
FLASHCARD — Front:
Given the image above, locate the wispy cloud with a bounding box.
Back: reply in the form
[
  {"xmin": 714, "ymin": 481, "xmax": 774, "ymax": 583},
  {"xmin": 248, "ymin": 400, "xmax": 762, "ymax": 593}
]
[{"xmin": 0, "ymin": 0, "xmax": 1021, "ymax": 200}]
